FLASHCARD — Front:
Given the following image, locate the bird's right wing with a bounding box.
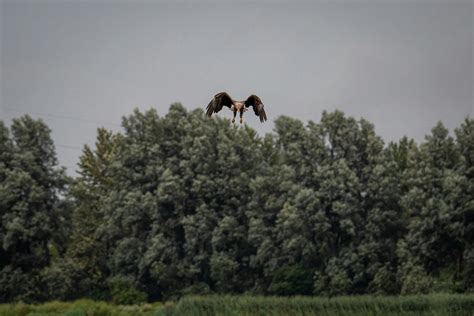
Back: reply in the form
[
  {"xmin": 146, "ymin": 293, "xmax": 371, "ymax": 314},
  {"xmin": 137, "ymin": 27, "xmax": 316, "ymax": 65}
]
[{"xmin": 206, "ymin": 92, "xmax": 234, "ymax": 117}]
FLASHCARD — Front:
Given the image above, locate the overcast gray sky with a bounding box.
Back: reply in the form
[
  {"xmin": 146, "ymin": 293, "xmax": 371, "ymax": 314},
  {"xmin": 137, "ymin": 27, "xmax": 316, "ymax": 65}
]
[{"xmin": 1, "ymin": 0, "xmax": 473, "ymax": 174}]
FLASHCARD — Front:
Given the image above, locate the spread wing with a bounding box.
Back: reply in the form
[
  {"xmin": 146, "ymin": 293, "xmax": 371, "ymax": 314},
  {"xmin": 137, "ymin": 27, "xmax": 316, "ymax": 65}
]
[
  {"xmin": 206, "ymin": 92, "xmax": 234, "ymax": 117},
  {"xmin": 244, "ymin": 94, "xmax": 267, "ymax": 123}
]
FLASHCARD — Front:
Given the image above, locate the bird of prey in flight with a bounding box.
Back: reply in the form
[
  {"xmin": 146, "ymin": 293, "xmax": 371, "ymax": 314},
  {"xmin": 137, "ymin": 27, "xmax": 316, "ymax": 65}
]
[{"xmin": 206, "ymin": 92, "xmax": 267, "ymax": 124}]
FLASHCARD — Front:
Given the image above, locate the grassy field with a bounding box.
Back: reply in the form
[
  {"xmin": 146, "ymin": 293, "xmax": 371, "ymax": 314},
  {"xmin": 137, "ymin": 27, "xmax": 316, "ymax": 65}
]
[
  {"xmin": 159, "ymin": 294, "xmax": 474, "ymax": 316},
  {"xmin": 1, "ymin": 294, "xmax": 473, "ymax": 316},
  {"xmin": 0, "ymin": 300, "xmax": 166, "ymax": 316}
]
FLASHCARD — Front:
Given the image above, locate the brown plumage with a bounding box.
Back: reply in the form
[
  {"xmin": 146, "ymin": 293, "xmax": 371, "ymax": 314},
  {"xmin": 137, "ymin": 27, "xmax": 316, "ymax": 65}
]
[{"xmin": 206, "ymin": 92, "xmax": 267, "ymax": 124}]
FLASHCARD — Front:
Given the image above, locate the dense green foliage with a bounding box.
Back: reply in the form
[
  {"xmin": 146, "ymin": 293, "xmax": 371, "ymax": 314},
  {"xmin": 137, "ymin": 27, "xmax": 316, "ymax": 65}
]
[
  {"xmin": 0, "ymin": 117, "xmax": 69, "ymax": 302},
  {"xmin": 0, "ymin": 105, "xmax": 472, "ymax": 302}
]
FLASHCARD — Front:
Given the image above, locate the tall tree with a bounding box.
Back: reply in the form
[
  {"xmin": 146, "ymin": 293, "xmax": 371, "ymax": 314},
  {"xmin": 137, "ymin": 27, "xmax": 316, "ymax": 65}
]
[
  {"xmin": 0, "ymin": 116, "xmax": 67, "ymax": 302},
  {"xmin": 454, "ymin": 118, "xmax": 474, "ymax": 291},
  {"xmin": 399, "ymin": 122, "xmax": 464, "ymax": 292},
  {"xmin": 65, "ymin": 128, "xmax": 121, "ymax": 299}
]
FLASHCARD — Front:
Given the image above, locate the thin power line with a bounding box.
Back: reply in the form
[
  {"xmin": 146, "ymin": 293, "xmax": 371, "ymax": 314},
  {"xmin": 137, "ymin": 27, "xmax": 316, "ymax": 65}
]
[
  {"xmin": 57, "ymin": 144, "xmax": 84, "ymax": 151},
  {"xmin": 4, "ymin": 107, "xmax": 122, "ymax": 128},
  {"xmin": 3, "ymin": 108, "xmax": 106, "ymax": 153}
]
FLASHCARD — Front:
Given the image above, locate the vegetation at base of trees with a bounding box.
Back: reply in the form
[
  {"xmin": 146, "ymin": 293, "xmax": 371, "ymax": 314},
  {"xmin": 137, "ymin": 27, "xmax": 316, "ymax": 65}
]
[
  {"xmin": 0, "ymin": 105, "xmax": 473, "ymax": 302},
  {"xmin": 3, "ymin": 294, "xmax": 473, "ymax": 316},
  {"xmin": 162, "ymin": 294, "xmax": 474, "ymax": 316},
  {"xmin": 269, "ymin": 265, "xmax": 314, "ymax": 296},
  {"xmin": 0, "ymin": 300, "xmax": 164, "ymax": 316}
]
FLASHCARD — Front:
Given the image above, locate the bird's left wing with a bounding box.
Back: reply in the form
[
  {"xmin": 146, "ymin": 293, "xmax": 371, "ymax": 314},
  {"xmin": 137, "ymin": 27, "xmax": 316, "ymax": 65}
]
[{"xmin": 244, "ymin": 95, "xmax": 267, "ymax": 123}]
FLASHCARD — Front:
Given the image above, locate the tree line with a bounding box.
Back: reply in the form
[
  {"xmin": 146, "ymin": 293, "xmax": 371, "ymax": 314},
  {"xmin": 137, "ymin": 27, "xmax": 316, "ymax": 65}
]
[{"xmin": 0, "ymin": 104, "xmax": 472, "ymax": 303}]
